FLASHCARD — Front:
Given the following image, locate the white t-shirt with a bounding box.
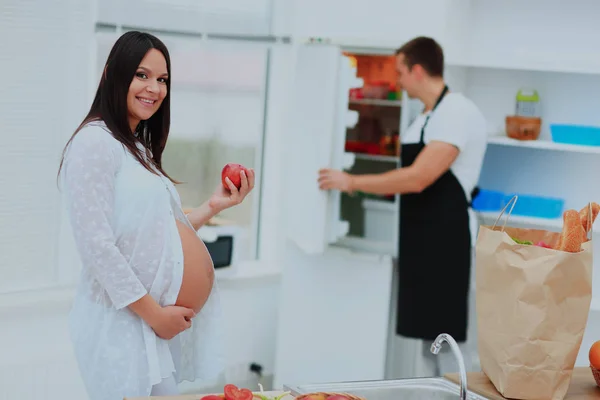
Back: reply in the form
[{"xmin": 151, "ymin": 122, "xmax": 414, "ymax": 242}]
[{"xmin": 401, "ymin": 92, "xmax": 488, "ymax": 202}]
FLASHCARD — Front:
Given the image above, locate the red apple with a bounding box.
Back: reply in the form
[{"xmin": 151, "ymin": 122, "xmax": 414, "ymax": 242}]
[{"xmin": 221, "ymin": 163, "xmax": 248, "ymax": 190}]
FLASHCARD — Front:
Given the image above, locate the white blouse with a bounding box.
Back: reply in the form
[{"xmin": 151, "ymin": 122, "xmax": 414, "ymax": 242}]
[{"xmin": 60, "ymin": 120, "xmax": 224, "ymax": 400}]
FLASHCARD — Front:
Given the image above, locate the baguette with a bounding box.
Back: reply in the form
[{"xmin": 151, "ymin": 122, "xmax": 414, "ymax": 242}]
[
  {"xmin": 555, "ymin": 210, "xmax": 586, "ymax": 253},
  {"xmin": 554, "ymin": 202, "xmax": 599, "ymax": 253}
]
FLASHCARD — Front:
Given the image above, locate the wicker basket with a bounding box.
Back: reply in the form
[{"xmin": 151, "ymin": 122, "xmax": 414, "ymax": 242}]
[
  {"xmin": 505, "ymin": 115, "xmax": 542, "ymax": 141},
  {"xmin": 591, "ymin": 365, "xmax": 600, "ymax": 387},
  {"xmin": 295, "ymin": 392, "xmax": 365, "ymax": 400}
]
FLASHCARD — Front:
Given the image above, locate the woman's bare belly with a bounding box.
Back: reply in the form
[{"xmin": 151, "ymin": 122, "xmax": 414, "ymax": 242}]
[{"xmin": 174, "ymin": 220, "xmax": 215, "ymax": 314}]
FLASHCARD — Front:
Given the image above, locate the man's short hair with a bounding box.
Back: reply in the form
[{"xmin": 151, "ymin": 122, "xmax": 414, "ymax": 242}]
[{"xmin": 395, "ymin": 36, "xmax": 444, "ymax": 78}]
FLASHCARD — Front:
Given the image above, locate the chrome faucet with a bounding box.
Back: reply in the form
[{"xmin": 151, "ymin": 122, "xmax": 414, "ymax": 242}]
[{"xmin": 431, "ymin": 333, "xmax": 467, "ymax": 400}]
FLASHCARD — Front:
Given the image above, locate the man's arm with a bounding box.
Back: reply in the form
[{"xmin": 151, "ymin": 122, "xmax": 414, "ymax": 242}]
[{"xmin": 350, "ymin": 141, "xmax": 460, "ymax": 195}]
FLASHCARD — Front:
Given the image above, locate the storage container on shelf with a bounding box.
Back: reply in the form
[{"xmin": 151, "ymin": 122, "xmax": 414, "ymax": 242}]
[
  {"xmin": 550, "ymin": 124, "xmax": 600, "ymax": 146},
  {"xmin": 471, "ymin": 189, "xmax": 505, "ymax": 212},
  {"xmin": 504, "ymin": 89, "xmax": 542, "ymax": 141},
  {"xmin": 505, "ymin": 115, "xmax": 542, "ymax": 141},
  {"xmin": 502, "ymin": 193, "xmax": 564, "ymax": 219}
]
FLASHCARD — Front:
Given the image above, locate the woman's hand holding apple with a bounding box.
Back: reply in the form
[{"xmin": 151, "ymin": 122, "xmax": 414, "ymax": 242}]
[{"xmin": 208, "ymin": 163, "xmax": 255, "ymax": 213}]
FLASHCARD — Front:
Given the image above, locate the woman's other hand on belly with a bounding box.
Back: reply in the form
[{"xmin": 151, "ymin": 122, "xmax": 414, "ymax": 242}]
[{"xmin": 149, "ymin": 305, "xmax": 195, "ymax": 340}]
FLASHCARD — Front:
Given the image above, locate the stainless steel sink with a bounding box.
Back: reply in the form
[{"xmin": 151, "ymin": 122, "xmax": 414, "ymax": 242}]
[
  {"xmin": 284, "ymin": 377, "xmax": 490, "ymax": 400},
  {"xmin": 283, "ymin": 334, "xmax": 488, "ymax": 399}
]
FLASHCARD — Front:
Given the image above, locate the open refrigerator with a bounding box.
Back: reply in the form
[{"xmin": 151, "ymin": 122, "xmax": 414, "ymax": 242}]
[{"xmin": 273, "ymin": 43, "xmax": 424, "ymax": 388}]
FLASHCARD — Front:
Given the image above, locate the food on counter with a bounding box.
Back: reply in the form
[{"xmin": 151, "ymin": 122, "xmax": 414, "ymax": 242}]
[
  {"xmin": 201, "ymin": 396, "xmax": 225, "ymax": 400},
  {"xmin": 300, "ymin": 395, "xmax": 327, "ymax": 400},
  {"xmin": 203, "ymin": 384, "xmax": 358, "ymax": 400},
  {"xmin": 223, "ymin": 383, "xmax": 254, "ymax": 400},
  {"xmin": 324, "ymin": 395, "xmax": 351, "ymax": 400},
  {"xmin": 254, "ymin": 392, "xmax": 290, "ymax": 400},
  {"xmin": 296, "ymin": 393, "xmax": 358, "ymax": 400},
  {"xmin": 591, "ymin": 341, "xmax": 600, "ymax": 387},
  {"xmin": 589, "ymin": 340, "xmax": 600, "ymax": 370},
  {"xmin": 253, "ymin": 384, "xmax": 290, "ymax": 400},
  {"xmin": 222, "ymin": 163, "xmax": 249, "ymax": 190},
  {"xmin": 201, "ymin": 383, "xmax": 291, "ymax": 400}
]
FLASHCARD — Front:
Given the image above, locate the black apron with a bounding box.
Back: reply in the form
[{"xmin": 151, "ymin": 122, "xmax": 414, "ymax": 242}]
[{"xmin": 395, "ymin": 85, "xmax": 473, "ymax": 343}]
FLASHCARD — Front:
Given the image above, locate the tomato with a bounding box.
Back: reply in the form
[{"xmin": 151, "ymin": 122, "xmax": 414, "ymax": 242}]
[
  {"xmin": 224, "ymin": 384, "xmax": 253, "ymax": 400},
  {"xmin": 201, "ymin": 396, "xmax": 224, "ymax": 400}
]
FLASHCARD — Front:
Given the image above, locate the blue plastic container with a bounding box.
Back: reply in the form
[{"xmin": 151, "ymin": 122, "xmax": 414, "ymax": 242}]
[
  {"xmin": 502, "ymin": 194, "xmax": 564, "ymax": 219},
  {"xmin": 471, "ymin": 189, "xmax": 505, "ymax": 212},
  {"xmin": 550, "ymin": 124, "xmax": 600, "ymax": 146}
]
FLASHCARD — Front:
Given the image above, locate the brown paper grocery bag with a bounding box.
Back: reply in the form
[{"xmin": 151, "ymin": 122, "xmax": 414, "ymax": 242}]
[{"xmin": 475, "ymin": 201, "xmax": 593, "ymax": 400}]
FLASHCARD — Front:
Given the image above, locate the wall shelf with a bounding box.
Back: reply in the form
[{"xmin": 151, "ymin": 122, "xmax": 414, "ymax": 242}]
[
  {"xmin": 447, "ymin": 58, "xmax": 600, "ymax": 77},
  {"xmin": 487, "ymin": 136, "xmax": 600, "ymax": 155}
]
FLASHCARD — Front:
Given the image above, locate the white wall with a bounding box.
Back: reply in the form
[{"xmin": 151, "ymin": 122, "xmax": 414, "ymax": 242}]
[{"xmin": 0, "ymin": 292, "xmax": 87, "ymax": 399}]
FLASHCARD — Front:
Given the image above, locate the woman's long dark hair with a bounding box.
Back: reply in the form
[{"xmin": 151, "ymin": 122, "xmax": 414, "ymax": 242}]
[{"xmin": 58, "ymin": 30, "xmax": 178, "ymax": 184}]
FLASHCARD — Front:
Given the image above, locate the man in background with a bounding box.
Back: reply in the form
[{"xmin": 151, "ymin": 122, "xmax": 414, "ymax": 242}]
[{"xmin": 318, "ymin": 36, "xmax": 488, "ymax": 377}]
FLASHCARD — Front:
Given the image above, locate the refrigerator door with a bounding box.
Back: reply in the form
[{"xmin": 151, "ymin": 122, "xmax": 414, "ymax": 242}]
[{"xmin": 284, "ymin": 44, "xmax": 362, "ymax": 255}]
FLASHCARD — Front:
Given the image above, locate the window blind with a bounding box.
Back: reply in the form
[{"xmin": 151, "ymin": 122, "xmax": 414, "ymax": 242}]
[{"xmin": 0, "ymin": 0, "xmax": 93, "ymax": 291}]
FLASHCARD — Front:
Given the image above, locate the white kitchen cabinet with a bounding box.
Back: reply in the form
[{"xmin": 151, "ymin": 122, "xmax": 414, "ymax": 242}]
[
  {"xmin": 273, "ymin": 244, "xmax": 393, "ymax": 388},
  {"xmin": 462, "ymin": 0, "xmax": 600, "ymax": 74},
  {"xmin": 270, "ymin": 0, "xmax": 471, "ymax": 56}
]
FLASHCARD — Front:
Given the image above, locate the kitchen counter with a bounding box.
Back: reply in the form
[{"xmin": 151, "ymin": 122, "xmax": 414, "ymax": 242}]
[
  {"xmin": 124, "ymin": 390, "xmax": 293, "ymax": 400},
  {"xmin": 445, "ymin": 367, "xmax": 600, "ymax": 399}
]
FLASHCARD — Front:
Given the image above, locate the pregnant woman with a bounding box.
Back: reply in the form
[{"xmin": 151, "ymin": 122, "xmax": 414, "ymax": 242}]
[{"xmin": 57, "ymin": 31, "xmax": 255, "ymax": 400}]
